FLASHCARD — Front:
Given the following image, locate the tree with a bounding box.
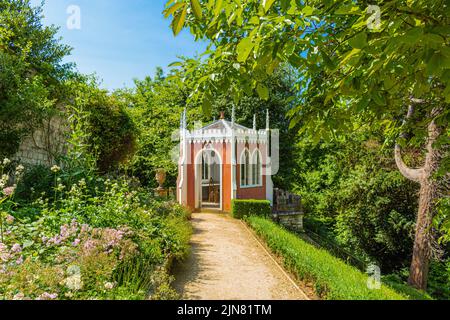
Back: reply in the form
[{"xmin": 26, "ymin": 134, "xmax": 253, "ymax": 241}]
[
  {"xmin": 118, "ymin": 75, "xmax": 193, "ymax": 187},
  {"xmin": 164, "ymin": 0, "xmax": 449, "ymax": 290},
  {"xmin": 0, "ymin": 0, "xmax": 73, "ymax": 156},
  {"xmin": 68, "ymin": 78, "xmax": 137, "ymax": 173}
]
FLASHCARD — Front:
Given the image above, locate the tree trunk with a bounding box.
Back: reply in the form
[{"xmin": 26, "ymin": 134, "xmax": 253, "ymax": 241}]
[
  {"xmin": 408, "ymin": 180, "xmax": 437, "ymax": 289},
  {"xmin": 395, "ymin": 106, "xmax": 442, "ymax": 291}
]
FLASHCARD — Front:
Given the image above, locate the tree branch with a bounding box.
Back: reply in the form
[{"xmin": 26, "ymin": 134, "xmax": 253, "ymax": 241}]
[
  {"xmin": 395, "ymin": 144, "xmax": 424, "ymax": 183},
  {"xmin": 395, "ymin": 105, "xmax": 424, "ymax": 183}
]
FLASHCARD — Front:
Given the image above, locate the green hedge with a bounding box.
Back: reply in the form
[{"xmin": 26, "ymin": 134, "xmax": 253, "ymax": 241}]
[
  {"xmin": 231, "ymin": 199, "xmax": 271, "ymax": 219},
  {"xmin": 246, "ymin": 216, "xmax": 423, "ymax": 300}
]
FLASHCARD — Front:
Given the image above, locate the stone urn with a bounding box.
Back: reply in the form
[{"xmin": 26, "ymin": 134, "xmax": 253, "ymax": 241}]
[{"xmin": 155, "ymin": 169, "xmax": 166, "ymax": 190}]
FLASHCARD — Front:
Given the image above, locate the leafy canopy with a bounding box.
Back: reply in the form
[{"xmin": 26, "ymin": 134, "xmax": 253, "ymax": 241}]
[{"xmin": 164, "ymin": 0, "xmax": 449, "ymax": 143}]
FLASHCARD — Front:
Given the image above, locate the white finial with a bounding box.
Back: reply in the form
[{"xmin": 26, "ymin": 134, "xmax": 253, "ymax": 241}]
[
  {"xmin": 253, "ymin": 114, "xmax": 257, "ymax": 130},
  {"xmin": 266, "ymin": 109, "xmax": 270, "ymax": 130},
  {"xmin": 232, "ymin": 104, "xmax": 236, "ymax": 126},
  {"xmin": 183, "ymin": 108, "xmax": 187, "ymax": 129}
]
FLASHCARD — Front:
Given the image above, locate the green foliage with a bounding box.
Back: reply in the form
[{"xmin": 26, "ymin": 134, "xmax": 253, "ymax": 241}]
[
  {"xmin": 427, "ymin": 259, "xmax": 450, "ymax": 300},
  {"xmin": 164, "ymin": 0, "xmax": 449, "ymax": 251},
  {"xmin": 117, "ymin": 74, "xmax": 192, "ymax": 187},
  {"xmin": 207, "ymin": 66, "xmax": 298, "ymax": 189},
  {"xmin": 435, "ymin": 196, "xmax": 450, "ymax": 245},
  {"xmin": 231, "ymin": 199, "xmax": 271, "ymax": 219},
  {"xmin": 67, "ymin": 79, "xmax": 137, "ymax": 173},
  {"xmin": 0, "ymin": 169, "xmax": 192, "ymax": 300},
  {"xmin": 15, "ymin": 164, "xmax": 54, "ymax": 203},
  {"xmin": 246, "ymin": 216, "xmax": 420, "ymax": 300},
  {"xmin": 293, "ymin": 135, "xmax": 418, "ymax": 272},
  {"xmin": 0, "ymin": 0, "xmax": 73, "ymax": 157},
  {"xmin": 164, "ymin": 0, "xmax": 449, "ymax": 144},
  {"xmin": 382, "ymin": 274, "xmax": 432, "ymax": 301}
]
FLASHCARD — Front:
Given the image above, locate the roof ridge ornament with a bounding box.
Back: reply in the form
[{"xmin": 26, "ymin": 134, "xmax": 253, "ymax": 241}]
[
  {"xmin": 266, "ymin": 109, "xmax": 270, "ymax": 130},
  {"xmin": 253, "ymin": 114, "xmax": 257, "ymax": 130},
  {"xmin": 232, "ymin": 104, "xmax": 236, "ymax": 127}
]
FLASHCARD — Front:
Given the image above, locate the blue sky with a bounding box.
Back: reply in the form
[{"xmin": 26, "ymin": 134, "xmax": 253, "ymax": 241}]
[{"xmin": 31, "ymin": 0, "xmax": 207, "ymax": 90}]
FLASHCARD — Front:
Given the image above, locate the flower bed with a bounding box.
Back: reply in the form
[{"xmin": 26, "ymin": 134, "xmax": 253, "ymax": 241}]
[{"xmin": 0, "ymin": 160, "xmax": 191, "ymax": 300}]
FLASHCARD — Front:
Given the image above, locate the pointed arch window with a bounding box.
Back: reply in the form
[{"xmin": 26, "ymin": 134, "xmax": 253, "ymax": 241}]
[
  {"xmin": 252, "ymin": 150, "xmax": 262, "ymax": 186},
  {"xmin": 202, "ymin": 153, "xmax": 209, "ymax": 181},
  {"xmin": 240, "ymin": 149, "xmax": 250, "ymax": 186}
]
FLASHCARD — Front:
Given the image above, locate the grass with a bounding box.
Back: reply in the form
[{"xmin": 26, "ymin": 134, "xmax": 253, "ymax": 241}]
[{"xmin": 245, "ymin": 216, "xmax": 430, "ymax": 300}]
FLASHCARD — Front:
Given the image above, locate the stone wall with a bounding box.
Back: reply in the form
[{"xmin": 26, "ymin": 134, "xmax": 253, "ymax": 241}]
[
  {"xmin": 272, "ymin": 188, "xmax": 304, "ymax": 232},
  {"xmin": 13, "ymin": 116, "xmax": 67, "ymax": 167},
  {"xmin": 273, "ymin": 213, "xmax": 304, "ymax": 232}
]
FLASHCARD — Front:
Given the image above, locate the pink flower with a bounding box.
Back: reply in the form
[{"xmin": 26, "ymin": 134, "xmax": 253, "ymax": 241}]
[
  {"xmin": 80, "ymin": 224, "xmax": 90, "ymax": 234},
  {"xmin": 2, "ymin": 187, "xmax": 15, "ymax": 197},
  {"xmin": 16, "ymin": 256, "xmax": 23, "ymax": 265},
  {"xmin": 60, "ymin": 225, "xmax": 69, "ymax": 239},
  {"xmin": 72, "ymin": 239, "xmax": 80, "ymax": 247},
  {"xmin": 36, "ymin": 292, "xmax": 58, "ymax": 300},
  {"xmin": 0, "ymin": 243, "xmax": 11, "ymax": 262},
  {"xmin": 11, "ymin": 244, "xmax": 22, "ymax": 253},
  {"xmin": 5, "ymin": 215, "xmax": 14, "ymax": 224},
  {"xmin": 83, "ymin": 240, "xmax": 96, "ymax": 253}
]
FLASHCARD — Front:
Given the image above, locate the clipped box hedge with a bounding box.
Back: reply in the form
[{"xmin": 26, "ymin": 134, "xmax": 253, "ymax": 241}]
[
  {"xmin": 231, "ymin": 199, "xmax": 271, "ymax": 219},
  {"xmin": 246, "ymin": 216, "xmax": 414, "ymax": 300}
]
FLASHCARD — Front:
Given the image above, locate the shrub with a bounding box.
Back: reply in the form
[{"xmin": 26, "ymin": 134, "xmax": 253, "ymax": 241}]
[
  {"xmin": 245, "ymin": 216, "xmax": 428, "ymax": 300},
  {"xmin": 231, "ymin": 199, "xmax": 271, "ymax": 219},
  {"xmin": 15, "ymin": 165, "xmax": 54, "ymax": 203}
]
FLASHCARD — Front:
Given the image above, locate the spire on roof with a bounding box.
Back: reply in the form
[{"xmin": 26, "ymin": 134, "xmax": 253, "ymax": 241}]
[
  {"xmin": 182, "ymin": 108, "xmax": 187, "ymax": 129},
  {"xmin": 232, "ymin": 104, "xmax": 236, "ymax": 127},
  {"xmin": 253, "ymin": 114, "xmax": 257, "ymax": 130},
  {"xmin": 266, "ymin": 109, "xmax": 270, "ymax": 130}
]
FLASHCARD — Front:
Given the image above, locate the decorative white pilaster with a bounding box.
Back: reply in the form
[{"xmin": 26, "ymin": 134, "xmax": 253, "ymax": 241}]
[{"xmin": 265, "ymin": 109, "xmax": 273, "ymax": 205}]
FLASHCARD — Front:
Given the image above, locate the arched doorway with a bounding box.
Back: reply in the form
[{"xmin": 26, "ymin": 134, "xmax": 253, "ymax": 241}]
[{"xmin": 195, "ymin": 148, "xmax": 222, "ymax": 211}]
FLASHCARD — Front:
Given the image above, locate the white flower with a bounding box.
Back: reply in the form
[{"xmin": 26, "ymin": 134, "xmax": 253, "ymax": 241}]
[
  {"xmin": 0, "ymin": 174, "xmax": 8, "ymax": 187},
  {"xmin": 13, "ymin": 292, "xmax": 25, "ymax": 300},
  {"xmin": 64, "ymin": 274, "xmax": 83, "ymax": 291},
  {"xmin": 104, "ymin": 282, "xmax": 115, "ymax": 290},
  {"xmin": 2, "ymin": 158, "xmax": 11, "ymax": 166},
  {"xmin": 51, "ymin": 165, "xmax": 61, "ymax": 173},
  {"xmin": 15, "ymin": 165, "xmax": 24, "ymax": 173}
]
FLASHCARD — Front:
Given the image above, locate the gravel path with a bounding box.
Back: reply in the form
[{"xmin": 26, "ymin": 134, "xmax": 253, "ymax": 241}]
[{"xmin": 172, "ymin": 213, "xmax": 309, "ymax": 300}]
